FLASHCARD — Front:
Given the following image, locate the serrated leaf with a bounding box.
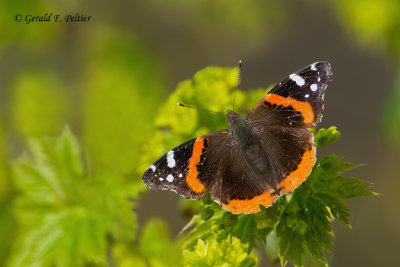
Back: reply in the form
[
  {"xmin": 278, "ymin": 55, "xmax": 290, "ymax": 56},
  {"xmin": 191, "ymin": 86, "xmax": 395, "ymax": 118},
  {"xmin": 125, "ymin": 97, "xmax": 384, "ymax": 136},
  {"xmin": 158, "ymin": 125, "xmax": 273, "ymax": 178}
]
[
  {"xmin": 232, "ymin": 215, "xmax": 259, "ymax": 250},
  {"xmin": 270, "ymin": 151, "xmax": 375, "ymax": 266},
  {"xmin": 277, "ymin": 224, "xmax": 306, "ymax": 267},
  {"xmin": 10, "ymin": 208, "xmax": 106, "ymax": 267},
  {"xmin": 315, "ymin": 154, "xmax": 361, "ymax": 179},
  {"xmin": 11, "ymin": 127, "xmax": 140, "ymax": 266}
]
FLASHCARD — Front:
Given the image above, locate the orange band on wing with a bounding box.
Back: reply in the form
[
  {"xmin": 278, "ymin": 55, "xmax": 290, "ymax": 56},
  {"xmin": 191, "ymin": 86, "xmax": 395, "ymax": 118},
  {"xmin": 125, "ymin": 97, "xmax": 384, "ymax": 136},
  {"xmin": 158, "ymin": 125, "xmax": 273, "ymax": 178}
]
[
  {"xmin": 278, "ymin": 145, "xmax": 316, "ymax": 194},
  {"xmin": 185, "ymin": 137, "xmax": 208, "ymax": 193},
  {"xmin": 221, "ymin": 145, "xmax": 316, "ymax": 214},
  {"xmin": 263, "ymin": 94, "xmax": 314, "ymax": 124},
  {"xmin": 221, "ymin": 189, "xmax": 278, "ymax": 214}
]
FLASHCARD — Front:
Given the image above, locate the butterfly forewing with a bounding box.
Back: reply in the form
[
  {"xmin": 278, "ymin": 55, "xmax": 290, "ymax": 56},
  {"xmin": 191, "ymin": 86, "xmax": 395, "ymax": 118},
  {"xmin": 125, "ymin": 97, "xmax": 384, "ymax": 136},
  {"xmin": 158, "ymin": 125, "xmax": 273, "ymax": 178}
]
[
  {"xmin": 142, "ymin": 131, "xmax": 228, "ymax": 200},
  {"xmin": 248, "ymin": 61, "xmax": 332, "ymax": 127}
]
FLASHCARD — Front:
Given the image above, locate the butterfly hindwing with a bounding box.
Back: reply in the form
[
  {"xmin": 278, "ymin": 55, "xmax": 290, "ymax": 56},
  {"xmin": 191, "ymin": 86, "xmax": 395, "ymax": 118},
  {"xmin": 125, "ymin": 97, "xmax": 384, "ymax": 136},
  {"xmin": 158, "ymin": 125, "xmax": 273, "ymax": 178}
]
[
  {"xmin": 248, "ymin": 61, "xmax": 333, "ymax": 127},
  {"xmin": 142, "ymin": 131, "xmax": 228, "ymax": 200},
  {"xmin": 210, "ymin": 127, "xmax": 315, "ymax": 214}
]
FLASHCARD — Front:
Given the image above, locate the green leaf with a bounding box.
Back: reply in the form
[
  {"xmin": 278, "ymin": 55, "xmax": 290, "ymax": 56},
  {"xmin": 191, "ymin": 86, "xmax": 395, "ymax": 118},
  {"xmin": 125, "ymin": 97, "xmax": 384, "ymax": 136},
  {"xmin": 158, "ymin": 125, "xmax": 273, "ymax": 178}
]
[
  {"xmin": 202, "ymin": 193, "xmax": 213, "ymax": 205},
  {"xmin": 232, "ymin": 215, "xmax": 259, "ymax": 250},
  {"xmin": 273, "ymin": 151, "xmax": 376, "ymax": 266},
  {"xmin": 277, "ymin": 223, "xmax": 306, "ymax": 267},
  {"xmin": 11, "ymin": 208, "xmax": 108, "ymax": 267},
  {"xmin": 11, "ymin": 127, "xmax": 140, "ymax": 266},
  {"xmin": 315, "ymin": 127, "xmax": 341, "ymax": 147},
  {"xmin": 254, "ymin": 202, "xmax": 285, "ymax": 229},
  {"xmin": 201, "ymin": 206, "xmax": 214, "ymax": 220},
  {"xmin": 223, "ymin": 212, "xmax": 238, "ymax": 227}
]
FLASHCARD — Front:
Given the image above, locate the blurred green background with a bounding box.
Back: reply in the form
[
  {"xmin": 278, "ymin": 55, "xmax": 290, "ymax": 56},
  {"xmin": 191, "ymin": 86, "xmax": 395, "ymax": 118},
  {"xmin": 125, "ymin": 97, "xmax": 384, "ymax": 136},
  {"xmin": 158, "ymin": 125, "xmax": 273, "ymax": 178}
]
[{"xmin": 1, "ymin": 0, "xmax": 400, "ymax": 266}]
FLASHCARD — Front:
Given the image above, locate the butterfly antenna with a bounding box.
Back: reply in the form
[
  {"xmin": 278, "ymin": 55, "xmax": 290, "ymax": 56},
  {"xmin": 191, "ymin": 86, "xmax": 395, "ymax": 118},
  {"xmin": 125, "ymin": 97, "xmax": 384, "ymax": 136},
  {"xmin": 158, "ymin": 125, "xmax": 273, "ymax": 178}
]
[
  {"xmin": 232, "ymin": 59, "xmax": 242, "ymax": 112},
  {"xmin": 177, "ymin": 103, "xmax": 225, "ymax": 116}
]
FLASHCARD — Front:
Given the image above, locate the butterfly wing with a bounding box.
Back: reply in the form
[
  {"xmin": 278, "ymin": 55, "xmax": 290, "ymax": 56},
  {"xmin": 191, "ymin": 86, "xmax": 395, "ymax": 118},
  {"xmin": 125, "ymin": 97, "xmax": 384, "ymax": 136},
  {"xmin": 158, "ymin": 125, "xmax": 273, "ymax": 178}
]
[
  {"xmin": 248, "ymin": 61, "xmax": 333, "ymax": 128},
  {"xmin": 142, "ymin": 130, "xmax": 228, "ymax": 200},
  {"xmin": 210, "ymin": 126, "xmax": 315, "ymax": 214},
  {"xmin": 143, "ymin": 62, "xmax": 332, "ymax": 214},
  {"xmin": 211, "ymin": 62, "xmax": 332, "ymax": 214}
]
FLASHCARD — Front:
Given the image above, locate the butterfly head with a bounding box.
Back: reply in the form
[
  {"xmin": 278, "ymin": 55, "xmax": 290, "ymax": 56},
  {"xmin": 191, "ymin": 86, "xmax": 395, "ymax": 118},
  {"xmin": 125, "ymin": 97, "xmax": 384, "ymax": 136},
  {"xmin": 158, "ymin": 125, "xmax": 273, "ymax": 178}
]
[{"xmin": 227, "ymin": 109, "xmax": 244, "ymax": 128}]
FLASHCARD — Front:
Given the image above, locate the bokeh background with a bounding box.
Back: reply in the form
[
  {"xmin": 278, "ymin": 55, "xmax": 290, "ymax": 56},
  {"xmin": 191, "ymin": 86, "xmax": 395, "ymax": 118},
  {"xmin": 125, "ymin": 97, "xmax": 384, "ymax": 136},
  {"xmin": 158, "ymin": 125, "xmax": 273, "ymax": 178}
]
[{"xmin": 1, "ymin": 0, "xmax": 400, "ymax": 266}]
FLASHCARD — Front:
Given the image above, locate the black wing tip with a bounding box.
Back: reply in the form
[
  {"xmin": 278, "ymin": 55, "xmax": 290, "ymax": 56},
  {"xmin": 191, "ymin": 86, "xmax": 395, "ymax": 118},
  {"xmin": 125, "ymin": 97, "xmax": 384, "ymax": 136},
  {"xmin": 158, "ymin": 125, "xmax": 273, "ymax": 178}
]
[
  {"xmin": 142, "ymin": 168, "xmax": 154, "ymax": 187},
  {"xmin": 310, "ymin": 61, "xmax": 333, "ymax": 82}
]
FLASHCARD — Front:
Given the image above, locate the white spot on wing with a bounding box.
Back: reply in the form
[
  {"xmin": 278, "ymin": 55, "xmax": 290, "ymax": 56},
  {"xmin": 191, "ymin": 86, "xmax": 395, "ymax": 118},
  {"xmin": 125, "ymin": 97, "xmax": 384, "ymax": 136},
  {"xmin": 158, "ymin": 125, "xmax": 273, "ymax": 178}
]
[
  {"xmin": 149, "ymin": 165, "xmax": 156, "ymax": 172},
  {"xmin": 179, "ymin": 173, "xmax": 183, "ymax": 178},
  {"xmin": 159, "ymin": 177, "xmax": 164, "ymax": 181},
  {"xmin": 318, "ymin": 77, "xmax": 321, "ymax": 82},
  {"xmin": 166, "ymin": 174, "xmax": 174, "ymax": 182},
  {"xmin": 167, "ymin": 150, "xmax": 176, "ymax": 168},
  {"xmin": 310, "ymin": 84, "xmax": 318, "ymax": 92},
  {"xmin": 305, "ymin": 94, "xmax": 310, "ymax": 98},
  {"xmin": 289, "ymin": 73, "xmax": 305, "ymax": 86},
  {"xmin": 311, "ymin": 63, "xmax": 317, "ymax": 70}
]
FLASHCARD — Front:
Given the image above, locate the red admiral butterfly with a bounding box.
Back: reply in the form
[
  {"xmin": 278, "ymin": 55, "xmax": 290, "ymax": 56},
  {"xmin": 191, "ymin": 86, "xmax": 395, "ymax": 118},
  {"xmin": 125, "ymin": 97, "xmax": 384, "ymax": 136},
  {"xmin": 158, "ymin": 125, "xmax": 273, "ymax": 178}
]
[{"xmin": 143, "ymin": 62, "xmax": 333, "ymax": 214}]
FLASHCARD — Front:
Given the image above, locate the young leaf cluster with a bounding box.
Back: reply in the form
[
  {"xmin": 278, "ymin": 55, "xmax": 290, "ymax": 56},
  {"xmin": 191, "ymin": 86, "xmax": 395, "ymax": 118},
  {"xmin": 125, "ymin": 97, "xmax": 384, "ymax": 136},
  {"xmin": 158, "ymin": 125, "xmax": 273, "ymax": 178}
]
[{"xmin": 183, "ymin": 236, "xmax": 257, "ymax": 267}]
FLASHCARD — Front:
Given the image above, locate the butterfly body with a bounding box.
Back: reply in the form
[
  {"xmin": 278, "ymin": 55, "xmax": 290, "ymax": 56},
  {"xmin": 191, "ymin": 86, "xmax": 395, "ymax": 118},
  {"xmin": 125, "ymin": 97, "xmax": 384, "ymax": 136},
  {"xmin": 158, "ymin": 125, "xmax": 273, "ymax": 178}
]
[
  {"xmin": 227, "ymin": 109, "xmax": 272, "ymax": 180},
  {"xmin": 143, "ymin": 62, "xmax": 333, "ymax": 214}
]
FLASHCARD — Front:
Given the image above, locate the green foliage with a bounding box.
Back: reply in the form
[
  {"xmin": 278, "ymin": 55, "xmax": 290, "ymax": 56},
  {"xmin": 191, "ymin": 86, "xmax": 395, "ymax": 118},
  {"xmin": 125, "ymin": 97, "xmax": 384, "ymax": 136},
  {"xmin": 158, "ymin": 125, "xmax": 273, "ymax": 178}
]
[
  {"xmin": 0, "ymin": 120, "xmax": 11, "ymax": 201},
  {"xmin": 10, "ymin": 127, "xmax": 140, "ymax": 266},
  {"xmin": 10, "ymin": 71, "xmax": 68, "ymax": 138},
  {"xmin": 330, "ymin": 0, "xmax": 400, "ymax": 58},
  {"xmin": 140, "ymin": 218, "xmax": 182, "ymax": 266},
  {"xmin": 4, "ymin": 64, "xmax": 376, "ymax": 266},
  {"xmin": 0, "ymin": 0, "xmax": 61, "ymax": 50},
  {"xmin": 83, "ymin": 30, "xmax": 166, "ymax": 174},
  {"xmin": 314, "ymin": 126, "xmax": 340, "ymax": 147},
  {"xmin": 329, "ymin": 0, "xmax": 400, "ymax": 147},
  {"xmin": 137, "ymin": 0, "xmax": 284, "ymax": 43},
  {"xmin": 183, "ymin": 237, "xmax": 257, "ymax": 267},
  {"xmin": 0, "ymin": 121, "xmax": 17, "ymax": 266}
]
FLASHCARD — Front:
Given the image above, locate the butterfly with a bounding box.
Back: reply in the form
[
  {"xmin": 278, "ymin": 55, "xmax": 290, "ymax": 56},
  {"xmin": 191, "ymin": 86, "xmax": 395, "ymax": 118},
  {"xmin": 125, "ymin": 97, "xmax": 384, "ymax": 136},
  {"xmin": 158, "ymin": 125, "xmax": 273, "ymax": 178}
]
[{"xmin": 142, "ymin": 62, "xmax": 333, "ymax": 214}]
